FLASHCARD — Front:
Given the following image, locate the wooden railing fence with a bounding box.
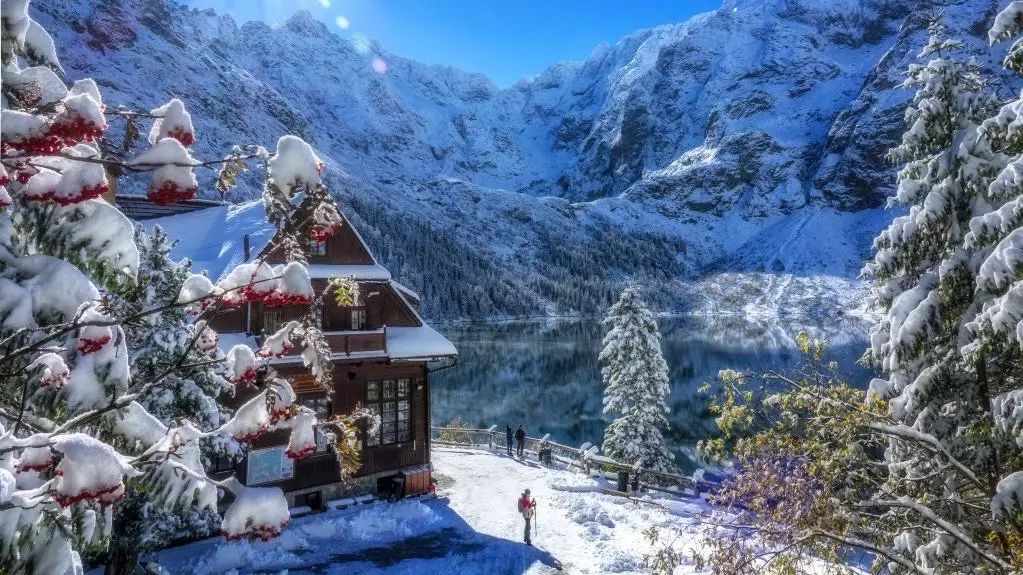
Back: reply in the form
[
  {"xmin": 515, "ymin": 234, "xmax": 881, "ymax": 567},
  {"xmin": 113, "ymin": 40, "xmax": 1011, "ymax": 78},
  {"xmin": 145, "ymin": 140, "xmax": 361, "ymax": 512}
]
[{"xmin": 430, "ymin": 425, "xmax": 720, "ymax": 499}]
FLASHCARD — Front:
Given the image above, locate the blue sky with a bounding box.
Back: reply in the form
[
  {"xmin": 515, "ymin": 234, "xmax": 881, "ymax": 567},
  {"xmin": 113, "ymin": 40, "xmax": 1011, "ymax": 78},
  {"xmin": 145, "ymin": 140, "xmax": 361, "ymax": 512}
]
[{"xmin": 184, "ymin": 0, "xmax": 721, "ymax": 87}]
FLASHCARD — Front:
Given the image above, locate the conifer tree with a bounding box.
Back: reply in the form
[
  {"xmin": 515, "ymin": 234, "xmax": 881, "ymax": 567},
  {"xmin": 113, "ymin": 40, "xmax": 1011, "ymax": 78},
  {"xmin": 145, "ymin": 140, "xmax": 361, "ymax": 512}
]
[{"xmin": 599, "ymin": 287, "xmax": 674, "ymax": 472}]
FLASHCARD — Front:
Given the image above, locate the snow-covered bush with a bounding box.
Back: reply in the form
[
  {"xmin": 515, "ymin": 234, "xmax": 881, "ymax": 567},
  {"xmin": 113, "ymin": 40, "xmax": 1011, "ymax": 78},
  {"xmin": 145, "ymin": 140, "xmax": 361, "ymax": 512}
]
[
  {"xmin": 0, "ymin": 4, "xmax": 370, "ymax": 573},
  {"xmin": 599, "ymin": 287, "xmax": 674, "ymax": 473}
]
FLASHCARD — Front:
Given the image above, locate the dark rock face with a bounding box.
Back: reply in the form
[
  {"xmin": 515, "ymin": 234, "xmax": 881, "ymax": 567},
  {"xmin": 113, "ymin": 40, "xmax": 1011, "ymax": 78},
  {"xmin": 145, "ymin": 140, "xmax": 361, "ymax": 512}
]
[{"xmin": 27, "ymin": 0, "xmax": 1017, "ymax": 317}]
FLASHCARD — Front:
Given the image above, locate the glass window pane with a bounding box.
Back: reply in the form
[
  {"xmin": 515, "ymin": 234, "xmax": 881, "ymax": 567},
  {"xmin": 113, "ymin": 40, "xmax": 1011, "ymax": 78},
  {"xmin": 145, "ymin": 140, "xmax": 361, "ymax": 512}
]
[
  {"xmin": 367, "ymin": 381, "xmax": 379, "ymax": 402},
  {"xmin": 383, "ymin": 380, "xmax": 396, "ymax": 400},
  {"xmin": 382, "ymin": 431, "xmax": 396, "ymax": 444},
  {"xmin": 398, "ymin": 378, "xmax": 410, "ymax": 398},
  {"xmin": 398, "ymin": 420, "xmax": 409, "ymax": 433}
]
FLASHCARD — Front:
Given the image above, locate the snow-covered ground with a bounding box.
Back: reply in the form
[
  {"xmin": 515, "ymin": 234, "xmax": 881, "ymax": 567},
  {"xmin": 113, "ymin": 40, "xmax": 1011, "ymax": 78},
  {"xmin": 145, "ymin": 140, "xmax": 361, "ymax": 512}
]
[
  {"xmin": 150, "ymin": 446, "xmax": 866, "ymax": 574},
  {"xmin": 149, "ymin": 446, "xmax": 716, "ymax": 574}
]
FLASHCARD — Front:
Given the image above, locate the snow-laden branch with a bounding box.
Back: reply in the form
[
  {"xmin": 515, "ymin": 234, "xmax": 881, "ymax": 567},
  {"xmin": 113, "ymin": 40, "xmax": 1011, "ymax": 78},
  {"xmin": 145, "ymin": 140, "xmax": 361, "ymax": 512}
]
[
  {"xmin": 866, "ymin": 422, "xmax": 983, "ymax": 488},
  {"xmin": 859, "ymin": 497, "xmax": 1015, "ymax": 571}
]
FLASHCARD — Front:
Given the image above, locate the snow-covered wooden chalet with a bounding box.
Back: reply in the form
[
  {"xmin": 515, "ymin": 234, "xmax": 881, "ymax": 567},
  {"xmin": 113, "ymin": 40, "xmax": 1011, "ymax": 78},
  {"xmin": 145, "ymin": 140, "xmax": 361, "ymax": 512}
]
[{"xmin": 132, "ymin": 195, "xmax": 457, "ymax": 507}]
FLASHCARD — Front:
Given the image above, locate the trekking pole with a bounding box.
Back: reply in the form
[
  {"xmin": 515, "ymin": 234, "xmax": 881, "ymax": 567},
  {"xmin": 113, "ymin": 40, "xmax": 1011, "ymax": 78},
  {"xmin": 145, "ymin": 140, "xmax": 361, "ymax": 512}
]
[{"xmin": 534, "ymin": 499, "xmax": 538, "ymax": 538}]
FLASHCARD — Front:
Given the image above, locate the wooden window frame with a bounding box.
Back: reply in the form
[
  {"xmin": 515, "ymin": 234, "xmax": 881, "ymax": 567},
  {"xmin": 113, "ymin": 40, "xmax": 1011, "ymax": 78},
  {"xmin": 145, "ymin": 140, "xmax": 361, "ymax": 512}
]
[
  {"xmin": 309, "ymin": 237, "xmax": 328, "ymax": 256},
  {"xmin": 264, "ymin": 308, "xmax": 283, "ymax": 334},
  {"xmin": 364, "ymin": 377, "xmax": 413, "ymax": 447}
]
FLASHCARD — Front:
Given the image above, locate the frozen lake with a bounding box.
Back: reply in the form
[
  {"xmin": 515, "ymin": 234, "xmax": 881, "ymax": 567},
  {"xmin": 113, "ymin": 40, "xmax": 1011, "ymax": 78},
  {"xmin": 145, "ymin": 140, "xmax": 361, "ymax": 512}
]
[{"xmin": 432, "ymin": 315, "xmax": 875, "ymax": 472}]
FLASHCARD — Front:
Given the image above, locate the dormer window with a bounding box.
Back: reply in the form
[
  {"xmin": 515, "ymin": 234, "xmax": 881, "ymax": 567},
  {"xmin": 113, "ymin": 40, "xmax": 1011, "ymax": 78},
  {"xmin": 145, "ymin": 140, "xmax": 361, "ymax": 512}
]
[{"xmin": 309, "ymin": 237, "xmax": 327, "ymax": 256}]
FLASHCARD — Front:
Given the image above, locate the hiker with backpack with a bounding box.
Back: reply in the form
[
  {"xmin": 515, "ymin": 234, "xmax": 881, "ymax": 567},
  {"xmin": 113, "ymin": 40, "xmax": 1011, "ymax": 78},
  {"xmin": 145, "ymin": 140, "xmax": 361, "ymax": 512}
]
[
  {"xmin": 515, "ymin": 424, "xmax": 526, "ymax": 457},
  {"xmin": 506, "ymin": 424, "xmax": 514, "ymax": 456},
  {"xmin": 517, "ymin": 488, "xmax": 536, "ymax": 545}
]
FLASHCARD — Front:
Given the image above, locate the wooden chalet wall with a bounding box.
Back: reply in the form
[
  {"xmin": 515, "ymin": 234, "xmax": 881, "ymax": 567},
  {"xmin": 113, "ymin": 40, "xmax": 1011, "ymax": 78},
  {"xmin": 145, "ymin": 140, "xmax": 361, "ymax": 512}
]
[
  {"xmin": 201, "ymin": 201, "xmax": 445, "ymax": 498},
  {"xmin": 232, "ymin": 361, "xmax": 430, "ymax": 491}
]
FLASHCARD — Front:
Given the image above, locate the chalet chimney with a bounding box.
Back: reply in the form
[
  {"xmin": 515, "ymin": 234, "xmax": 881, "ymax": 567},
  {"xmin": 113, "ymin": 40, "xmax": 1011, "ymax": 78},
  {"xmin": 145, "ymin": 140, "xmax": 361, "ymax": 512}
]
[{"xmin": 243, "ymin": 234, "xmax": 250, "ymax": 261}]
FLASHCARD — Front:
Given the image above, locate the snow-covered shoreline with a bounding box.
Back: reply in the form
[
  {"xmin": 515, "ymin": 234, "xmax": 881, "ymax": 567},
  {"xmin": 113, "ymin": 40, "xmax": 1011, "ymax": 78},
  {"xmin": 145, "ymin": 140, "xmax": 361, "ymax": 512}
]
[{"xmin": 147, "ymin": 446, "xmax": 869, "ymax": 574}]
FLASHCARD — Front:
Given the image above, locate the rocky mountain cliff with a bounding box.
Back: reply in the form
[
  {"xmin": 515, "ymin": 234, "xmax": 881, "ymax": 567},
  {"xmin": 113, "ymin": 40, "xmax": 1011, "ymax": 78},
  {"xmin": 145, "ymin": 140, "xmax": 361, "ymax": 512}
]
[{"xmin": 29, "ymin": 0, "xmax": 1011, "ymax": 318}]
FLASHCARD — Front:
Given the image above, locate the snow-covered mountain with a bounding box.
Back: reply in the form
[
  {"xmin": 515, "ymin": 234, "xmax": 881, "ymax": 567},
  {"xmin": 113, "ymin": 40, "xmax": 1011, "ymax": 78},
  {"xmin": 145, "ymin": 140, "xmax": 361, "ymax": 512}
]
[{"xmin": 29, "ymin": 0, "xmax": 1012, "ymax": 318}]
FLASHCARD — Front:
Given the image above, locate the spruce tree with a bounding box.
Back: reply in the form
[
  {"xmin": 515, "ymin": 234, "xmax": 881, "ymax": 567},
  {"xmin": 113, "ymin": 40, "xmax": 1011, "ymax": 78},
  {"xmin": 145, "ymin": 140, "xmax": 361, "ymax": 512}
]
[
  {"xmin": 861, "ymin": 16, "xmax": 1021, "ymax": 571},
  {"xmin": 599, "ymin": 287, "xmax": 674, "ymax": 472},
  {"xmin": 100, "ymin": 226, "xmax": 235, "ymax": 572}
]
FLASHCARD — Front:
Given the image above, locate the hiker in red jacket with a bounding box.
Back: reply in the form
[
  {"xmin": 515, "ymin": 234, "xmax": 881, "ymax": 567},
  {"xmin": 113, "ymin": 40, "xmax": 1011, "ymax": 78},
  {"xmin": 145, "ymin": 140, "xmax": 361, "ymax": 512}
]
[{"xmin": 517, "ymin": 488, "xmax": 536, "ymax": 545}]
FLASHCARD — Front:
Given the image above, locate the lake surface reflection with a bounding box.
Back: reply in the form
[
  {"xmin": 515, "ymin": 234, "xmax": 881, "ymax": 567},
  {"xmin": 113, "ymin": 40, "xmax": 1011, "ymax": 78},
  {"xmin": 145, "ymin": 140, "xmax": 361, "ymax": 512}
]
[{"xmin": 431, "ymin": 315, "xmax": 875, "ymax": 473}]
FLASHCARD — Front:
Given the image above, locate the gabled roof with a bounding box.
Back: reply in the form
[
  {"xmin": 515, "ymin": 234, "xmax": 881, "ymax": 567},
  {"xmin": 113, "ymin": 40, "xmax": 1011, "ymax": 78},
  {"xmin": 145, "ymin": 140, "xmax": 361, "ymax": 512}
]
[{"xmin": 143, "ymin": 198, "xmax": 457, "ymax": 362}]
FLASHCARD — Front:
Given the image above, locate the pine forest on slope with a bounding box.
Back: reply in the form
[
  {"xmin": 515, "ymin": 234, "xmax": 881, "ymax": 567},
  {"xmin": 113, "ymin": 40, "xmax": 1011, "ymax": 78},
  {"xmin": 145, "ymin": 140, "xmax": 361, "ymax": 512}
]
[{"xmin": 32, "ymin": 0, "xmax": 1020, "ymax": 318}]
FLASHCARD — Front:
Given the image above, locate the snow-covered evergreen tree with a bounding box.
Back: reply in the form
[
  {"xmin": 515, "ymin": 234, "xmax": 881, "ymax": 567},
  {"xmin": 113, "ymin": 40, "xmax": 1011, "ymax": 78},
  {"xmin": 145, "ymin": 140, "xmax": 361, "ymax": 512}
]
[
  {"xmin": 599, "ymin": 287, "xmax": 674, "ymax": 472},
  {"xmin": 0, "ymin": 3, "xmax": 370, "ymax": 573},
  {"xmin": 99, "ymin": 226, "xmax": 236, "ymax": 571},
  {"xmin": 859, "ymin": 15, "xmax": 1022, "ymax": 572}
]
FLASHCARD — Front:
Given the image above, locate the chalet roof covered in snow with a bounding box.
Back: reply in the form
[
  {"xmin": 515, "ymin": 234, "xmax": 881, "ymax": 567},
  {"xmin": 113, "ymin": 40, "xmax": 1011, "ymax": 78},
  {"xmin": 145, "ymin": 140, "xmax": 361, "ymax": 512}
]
[
  {"xmin": 148, "ymin": 199, "xmax": 456, "ymax": 362},
  {"xmin": 144, "ymin": 199, "xmax": 273, "ymax": 282}
]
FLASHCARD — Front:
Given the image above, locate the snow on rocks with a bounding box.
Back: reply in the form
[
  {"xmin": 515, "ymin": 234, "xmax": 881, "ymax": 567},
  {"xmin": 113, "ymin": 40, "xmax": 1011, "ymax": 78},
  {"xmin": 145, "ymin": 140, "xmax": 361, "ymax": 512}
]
[
  {"xmin": 149, "ymin": 98, "xmax": 196, "ymax": 147},
  {"xmin": 268, "ymin": 135, "xmax": 323, "ymax": 192},
  {"xmin": 50, "ymin": 433, "xmax": 137, "ymax": 507},
  {"xmin": 219, "ymin": 477, "xmax": 290, "ymax": 541},
  {"xmin": 224, "ymin": 344, "xmax": 258, "ymax": 386},
  {"xmin": 130, "ymin": 138, "xmax": 199, "ymax": 205}
]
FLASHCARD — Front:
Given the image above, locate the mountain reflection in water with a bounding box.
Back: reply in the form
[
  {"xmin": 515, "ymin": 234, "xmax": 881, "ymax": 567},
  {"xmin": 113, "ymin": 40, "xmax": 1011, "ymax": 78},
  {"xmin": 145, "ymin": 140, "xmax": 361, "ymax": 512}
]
[{"xmin": 432, "ymin": 315, "xmax": 875, "ymax": 473}]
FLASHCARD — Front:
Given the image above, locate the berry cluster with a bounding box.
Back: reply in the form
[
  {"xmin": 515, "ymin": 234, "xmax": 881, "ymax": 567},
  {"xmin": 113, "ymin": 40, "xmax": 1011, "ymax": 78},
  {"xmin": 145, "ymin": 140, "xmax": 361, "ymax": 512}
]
[
  {"xmin": 232, "ymin": 426, "xmax": 269, "ymax": 444},
  {"xmin": 54, "ymin": 482, "xmax": 125, "ymax": 508},
  {"xmin": 77, "ymin": 334, "xmax": 111, "ymax": 355},
  {"xmin": 257, "ymin": 341, "xmax": 293, "ymax": 359},
  {"xmin": 285, "ymin": 444, "xmax": 316, "ymax": 459},
  {"xmin": 39, "ymin": 370, "xmax": 70, "ymax": 390},
  {"xmin": 229, "ymin": 366, "xmax": 258, "ymax": 386},
  {"xmin": 48, "ymin": 115, "xmax": 105, "ymax": 145},
  {"xmin": 26, "ymin": 183, "xmax": 109, "ymax": 207},
  {"xmin": 15, "ymin": 460, "xmax": 53, "ymax": 474},
  {"xmin": 221, "ymin": 520, "xmax": 288, "ymax": 542},
  {"xmin": 147, "ymin": 180, "xmax": 198, "ymax": 206},
  {"xmin": 167, "ymin": 126, "xmax": 195, "ymax": 147},
  {"xmin": 308, "ymin": 221, "xmax": 341, "ymax": 242},
  {"xmin": 5, "ymin": 117, "xmax": 107, "ymax": 156},
  {"xmin": 237, "ymin": 285, "xmax": 311, "ymax": 309}
]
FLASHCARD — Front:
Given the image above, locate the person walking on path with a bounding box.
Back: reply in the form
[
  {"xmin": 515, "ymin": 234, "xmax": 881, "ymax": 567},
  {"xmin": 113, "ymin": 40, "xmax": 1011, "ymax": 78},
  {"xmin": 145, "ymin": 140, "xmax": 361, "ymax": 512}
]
[
  {"xmin": 505, "ymin": 424, "xmax": 514, "ymax": 456},
  {"xmin": 517, "ymin": 489, "xmax": 536, "ymax": 545},
  {"xmin": 515, "ymin": 424, "xmax": 526, "ymax": 457}
]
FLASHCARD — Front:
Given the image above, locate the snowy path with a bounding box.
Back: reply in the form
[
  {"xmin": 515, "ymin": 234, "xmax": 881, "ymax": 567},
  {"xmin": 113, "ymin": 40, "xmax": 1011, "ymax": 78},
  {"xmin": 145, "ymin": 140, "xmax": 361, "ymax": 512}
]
[{"xmin": 151, "ymin": 446, "xmax": 714, "ymax": 574}]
